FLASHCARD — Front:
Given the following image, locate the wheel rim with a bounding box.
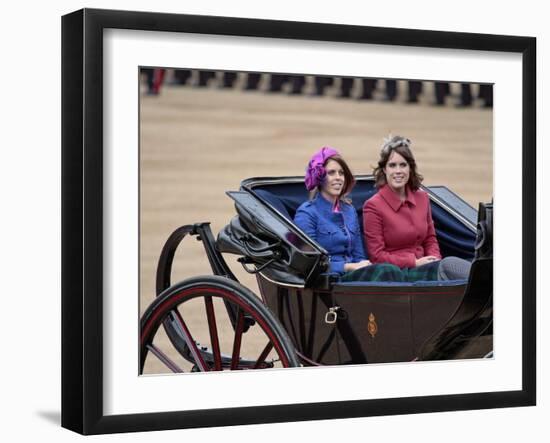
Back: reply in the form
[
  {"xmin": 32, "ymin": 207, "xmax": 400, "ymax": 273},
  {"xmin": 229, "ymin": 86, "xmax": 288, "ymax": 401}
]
[{"xmin": 140, "ymin": 280, "xmax": 299, "ymax": 374}]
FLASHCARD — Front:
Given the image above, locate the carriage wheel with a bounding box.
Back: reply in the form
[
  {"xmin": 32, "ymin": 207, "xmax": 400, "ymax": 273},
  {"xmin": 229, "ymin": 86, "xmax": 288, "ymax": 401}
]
[{"xmin": 140, "ymin": 275, "xmax": 300, "ymax": 373}]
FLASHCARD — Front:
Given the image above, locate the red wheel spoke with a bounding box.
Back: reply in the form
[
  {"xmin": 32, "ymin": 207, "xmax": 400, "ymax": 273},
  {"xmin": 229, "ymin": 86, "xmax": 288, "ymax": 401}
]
[
  {"xmin": 253, "ymin": 342, "xmax": 274, "ymax": 369},
  {"xmin": 230, "ymin": 309, "xmax": 245, "ymax": 370},
  {"xmin": 172, "ymin": 310, "xmax": 210, "ymax": 372},
  {"xmin": 141, "ymin": 278, "xmax": 300, "ymax": 374},
  {"xmin": 146, "ymin": 344, "xmax": 183, "ymax": 373},
  {"xmin": 204, "ymin": 296, "xmax": 222, "ymax": 371}
]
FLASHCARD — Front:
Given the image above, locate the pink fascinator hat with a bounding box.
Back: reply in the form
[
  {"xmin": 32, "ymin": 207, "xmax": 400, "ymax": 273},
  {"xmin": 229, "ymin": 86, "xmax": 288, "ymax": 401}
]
[{"xmin": 304, "ymin": 146, "xmax": 340, "ymax": 191}]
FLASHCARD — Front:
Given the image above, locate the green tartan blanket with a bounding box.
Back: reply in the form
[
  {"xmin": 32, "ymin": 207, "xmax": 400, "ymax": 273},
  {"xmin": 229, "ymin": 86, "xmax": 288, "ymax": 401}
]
[{"xmin": 340, "ymin": 261, "xmax": 439, "ymax": 283}]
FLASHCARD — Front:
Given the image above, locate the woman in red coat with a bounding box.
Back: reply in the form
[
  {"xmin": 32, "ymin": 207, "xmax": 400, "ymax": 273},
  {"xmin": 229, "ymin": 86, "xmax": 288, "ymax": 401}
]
[{"xmin": 362, "ymin": 135, "xmax": 470, "ymax": 281}]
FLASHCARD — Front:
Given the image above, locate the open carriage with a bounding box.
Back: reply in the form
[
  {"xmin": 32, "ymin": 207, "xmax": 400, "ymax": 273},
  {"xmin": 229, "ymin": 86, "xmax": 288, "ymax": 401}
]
[{"xmin": 140, "ymin": 175, "xmax": 493, "ymax": 373}]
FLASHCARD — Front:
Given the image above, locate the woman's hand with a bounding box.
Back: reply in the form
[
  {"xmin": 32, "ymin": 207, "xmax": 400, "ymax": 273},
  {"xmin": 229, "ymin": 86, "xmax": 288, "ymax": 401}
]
[
  {"xmin": 415, "ymin": 256, "xmax": 439, "ymax": 267},
  {"xmin": 344, "ymin": 260, "xmax": 371, "ymax": 272}
]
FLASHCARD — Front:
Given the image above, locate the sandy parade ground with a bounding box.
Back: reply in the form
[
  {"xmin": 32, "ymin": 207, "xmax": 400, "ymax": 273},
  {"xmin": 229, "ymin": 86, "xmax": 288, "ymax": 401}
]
[{"xmin": 139, "ymin": 73, "xmax": 493, "ymax": 374}]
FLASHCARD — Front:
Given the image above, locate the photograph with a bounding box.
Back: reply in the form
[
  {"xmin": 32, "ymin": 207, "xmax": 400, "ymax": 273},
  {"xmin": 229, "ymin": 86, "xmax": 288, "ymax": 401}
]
[
  {"xmin": 138, "ymin": 69, "xmax": 494, "ymax": 375},
  {"xmin": 59, "ymin": 6, "xmax": 537, "ymax": 435},
  {"xmin": 3, "ymin": 0, "xmax": 548, "ymax": 441}
]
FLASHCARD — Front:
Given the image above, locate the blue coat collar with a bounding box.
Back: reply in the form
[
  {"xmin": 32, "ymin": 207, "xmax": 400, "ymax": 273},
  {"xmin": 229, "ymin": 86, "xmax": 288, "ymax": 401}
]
[{"xmin": 312, "ymin": 193, "xmax": 345, "ymax": 213}]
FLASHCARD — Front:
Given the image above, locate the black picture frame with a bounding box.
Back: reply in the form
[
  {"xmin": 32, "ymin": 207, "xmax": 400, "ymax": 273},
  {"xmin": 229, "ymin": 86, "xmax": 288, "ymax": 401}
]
[{"xmin": 61, "ymin": 8, "xmax": 536, "ymax": 435}]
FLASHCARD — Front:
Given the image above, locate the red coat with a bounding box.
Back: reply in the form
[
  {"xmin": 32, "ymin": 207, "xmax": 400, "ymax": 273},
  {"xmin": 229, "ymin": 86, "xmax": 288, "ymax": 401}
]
[{"xmin": 362, "ymin": 185, "xmax": 441, "ymax": 269}]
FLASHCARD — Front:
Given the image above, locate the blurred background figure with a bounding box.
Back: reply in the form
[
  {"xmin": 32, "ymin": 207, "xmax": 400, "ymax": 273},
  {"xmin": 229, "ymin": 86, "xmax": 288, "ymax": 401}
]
[
  {"xmin": 142, "ymin": 68, "xmax": 154, "ymax": 93},
  {"xmin": 385, "ymin": 79, "xmax": 398, "ymax": 101},
  {"xmin": 338, "ymin": 77, "xmax": 377, "ymax": 99},
  {"xmin": 268, "ymin": 74, "xmax": 290, "ymax": 92},
  {"xmin": 384, "ymin": 80, "xmax": 422, "ymax": 102},
  {"xmin": 456, "ymin": 83, "xmax": 492, "ymax": 108},
  {"xmin": 141, "ymin": 68, "xmax": 492, "ymax": 110},
  {"xmin": 197, "ymin": 70, "xmax": 216, "ymax": 87},
  {"xmin": 289, "ymin": 75, "xmax": 306, "ymax": 94},
  {"xmin": 358, "ymin": 78, "xmax": 377, "ymax": 100},
  {"xmin": 244, "ymin": 73, "xmax": 262, "ymax": 90},
  {"xmin": 221, "ymin": 72, "xmax": 238, "ymax": 88},
  {"xmin": 457, "ymin": 83, "xmax": 473, "ymax": 107},
  {"xmin": 142, "ymin": 68, "xmax": 166, "ymax": 95},
  {"xmin": 407, "ymin": 81, "xmax": 422, "ymax": 103},
  {"xmin": 339, "ymin": 77, "xmax": 354, "ymax": 98},
  {"xmin": 434, "ymin": 82, "xmax": 451, "ymax": 105},
  {"xmin": 313, "ymin": 76, "xmax": 334, "ymax": 96},
  {"xmin": 172, "ymin": 69, "xmax": 191, "ymax": 86},
  {"xmin": 478, "ymin": 84, "xmax": 493, "ymax": 107}
]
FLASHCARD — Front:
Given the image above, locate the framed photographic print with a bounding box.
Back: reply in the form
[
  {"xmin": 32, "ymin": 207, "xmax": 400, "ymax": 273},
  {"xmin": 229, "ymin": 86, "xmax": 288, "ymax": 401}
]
[{"xmin": 61, "ymin": 8, "xmax": 536, "ymax": 435}]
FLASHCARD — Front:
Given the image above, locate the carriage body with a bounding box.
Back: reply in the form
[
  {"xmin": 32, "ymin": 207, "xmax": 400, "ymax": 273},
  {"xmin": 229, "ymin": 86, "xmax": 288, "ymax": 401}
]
[
  {"xmin": 140, "ymin": 175, "xmax": 493, "ymax": 373},
  {"xmin": 257, "ymin": 277, "xmax": 468, "ymax": 365}
]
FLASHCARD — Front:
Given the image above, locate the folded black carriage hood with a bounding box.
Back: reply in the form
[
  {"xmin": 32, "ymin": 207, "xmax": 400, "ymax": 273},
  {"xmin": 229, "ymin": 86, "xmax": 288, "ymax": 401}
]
[{"xmin": 217, "ymin": 191, "xmax": 329, "ymax": 287}]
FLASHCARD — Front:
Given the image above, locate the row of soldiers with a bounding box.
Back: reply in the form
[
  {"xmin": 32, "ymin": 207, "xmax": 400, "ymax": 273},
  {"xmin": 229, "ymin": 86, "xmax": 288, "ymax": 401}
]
[{"xmin": 141, "ymin": 68, "xmax": 493, "ymax": 108}]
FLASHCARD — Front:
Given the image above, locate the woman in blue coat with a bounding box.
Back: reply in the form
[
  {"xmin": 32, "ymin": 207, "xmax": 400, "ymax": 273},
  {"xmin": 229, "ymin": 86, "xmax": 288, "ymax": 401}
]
[{"xmin": 294, "ymin": 146, "xmax": 403, "ymax": 282}]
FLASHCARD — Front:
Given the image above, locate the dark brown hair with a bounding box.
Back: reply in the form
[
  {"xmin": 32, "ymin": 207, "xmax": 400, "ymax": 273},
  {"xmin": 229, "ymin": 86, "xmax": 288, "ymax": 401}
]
[
  {"xmin": 373, "ymin": 135, "xmax": 424, "ymax": 191},
  {"xmin": 309, "ymin": 155, "xmax": 356, "ymax": 202}
]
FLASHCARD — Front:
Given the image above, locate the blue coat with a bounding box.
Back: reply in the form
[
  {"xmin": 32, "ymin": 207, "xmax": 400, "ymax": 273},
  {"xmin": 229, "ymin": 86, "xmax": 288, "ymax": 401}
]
[{"xmin": 294, "ymin": 194, "xmax": 367, "ymax": 274}]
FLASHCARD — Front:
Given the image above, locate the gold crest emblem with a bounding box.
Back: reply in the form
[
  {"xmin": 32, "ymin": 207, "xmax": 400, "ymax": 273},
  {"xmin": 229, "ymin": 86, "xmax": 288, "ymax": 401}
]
[{"xmin": 368, "ymin": 313, "xmax": 378, "ymax": 338}]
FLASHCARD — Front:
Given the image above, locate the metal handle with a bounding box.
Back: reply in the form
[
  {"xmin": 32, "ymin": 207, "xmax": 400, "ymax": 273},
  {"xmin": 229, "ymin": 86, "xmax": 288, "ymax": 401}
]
[
  {"xmin": 325, "ymin": 307, "xmax": 340, "ymax": 324},
  {"xmin": 238, "ymin": 257, "xmax": 277, "ymax": 274}
]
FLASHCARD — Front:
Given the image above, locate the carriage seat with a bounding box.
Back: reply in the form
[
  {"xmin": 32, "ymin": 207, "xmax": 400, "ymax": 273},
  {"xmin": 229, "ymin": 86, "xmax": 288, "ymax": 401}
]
[
  {"xmin": 233, "ymin": 182, "xmax": 471, "ymax": 287},
  {"xmin": 251, "ymin": 179, "xmax": 476, "ymax": 263},
  {"xmin": 252, "ymin": 180, "xmax": 377, "ymax": 229}
]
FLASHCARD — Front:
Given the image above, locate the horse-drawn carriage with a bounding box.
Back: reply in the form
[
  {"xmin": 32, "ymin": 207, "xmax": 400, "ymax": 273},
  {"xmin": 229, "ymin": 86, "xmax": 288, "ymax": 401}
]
[{"xmin": 140, "ymin": 175, "xmax": 493, "ymax": 373}]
